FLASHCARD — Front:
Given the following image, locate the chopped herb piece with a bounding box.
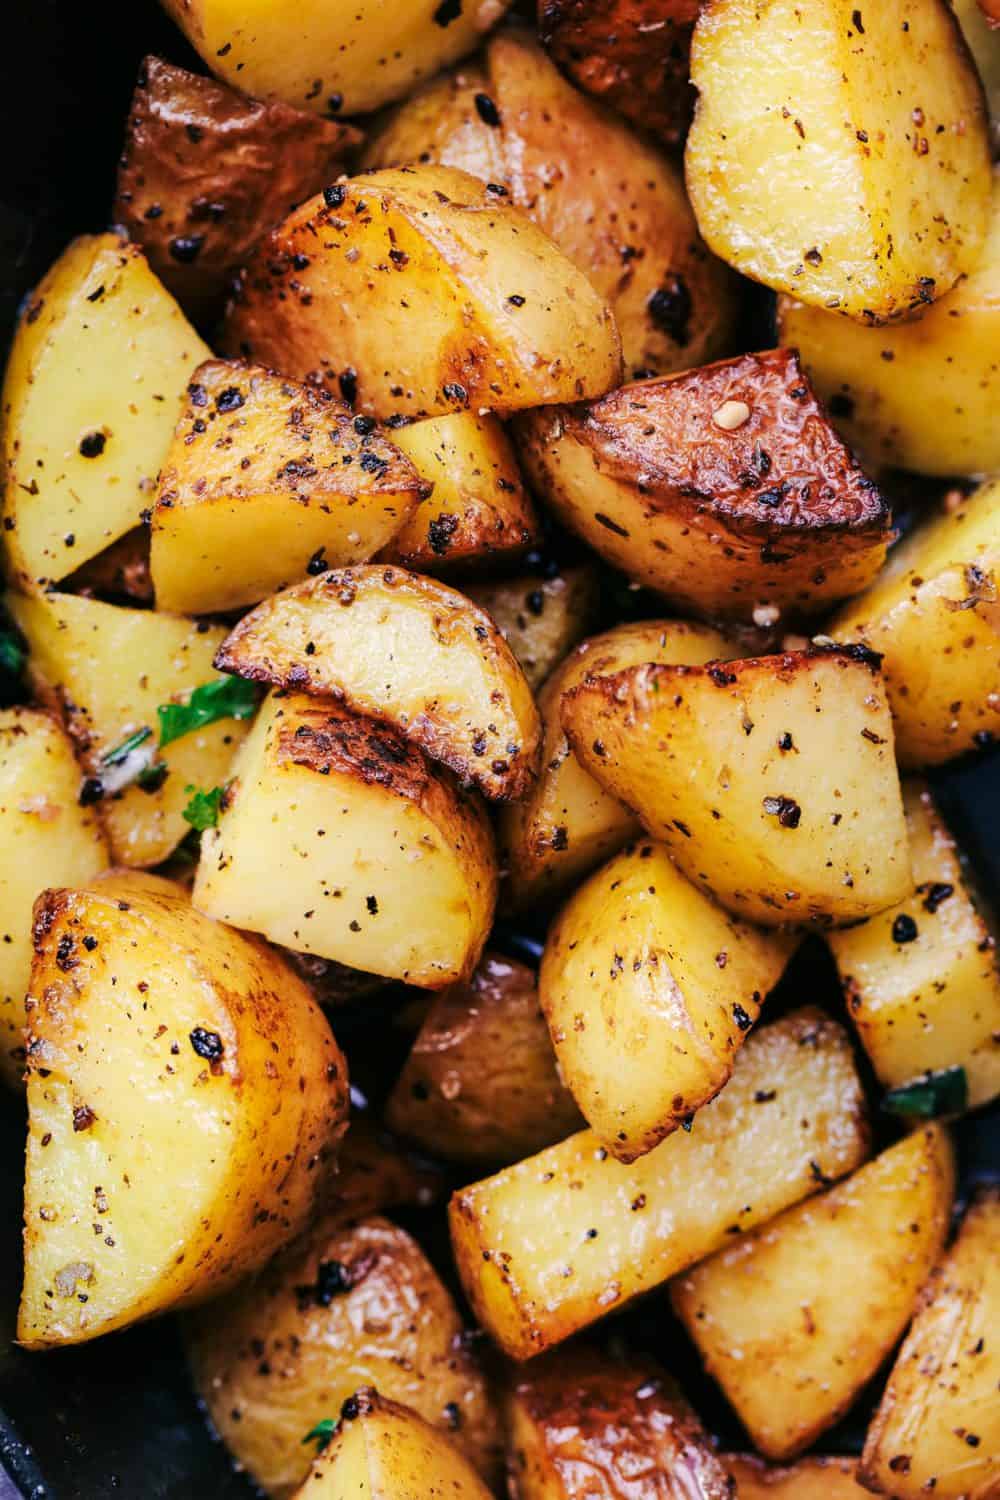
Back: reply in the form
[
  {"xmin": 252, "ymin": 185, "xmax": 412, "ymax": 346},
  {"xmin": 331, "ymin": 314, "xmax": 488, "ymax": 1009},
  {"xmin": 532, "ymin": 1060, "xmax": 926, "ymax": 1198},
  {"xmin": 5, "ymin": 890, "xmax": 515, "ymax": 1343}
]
[
  {"xmin": 101, "ymin": 727, "xmax": 153, "ymax": 767},
  {"xmin": 0, "ymin": 628, "xmax": 26, "ymax": 678},
  {"xmin": 182, "ymin": 784, "xmax": 224, "ymax": 831},
  {"xmin": 157, "ymin": 677, "xmax": 257, "ymax": 748},
  {"xmin": 136, "ymin": 761, "xmax": 168, "ymax": 794},
  {"xmin": 303, "ymin": 1418, "xmax": 337, "ymax": 1453},
  {"xmin": 892, "ymin": 913, "xmax": 919, "ymax": 944},
  {"xmin": 883, "ymin": 1065, "xmax": 967, "ymax": 1119}
]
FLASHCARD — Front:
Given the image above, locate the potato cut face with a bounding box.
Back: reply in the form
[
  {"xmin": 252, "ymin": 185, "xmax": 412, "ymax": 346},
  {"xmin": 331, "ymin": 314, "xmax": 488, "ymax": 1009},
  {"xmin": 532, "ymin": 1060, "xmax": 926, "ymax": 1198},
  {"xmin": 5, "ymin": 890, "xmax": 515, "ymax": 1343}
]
[
  {"xmin": 5, "ymin": 590, "xmax": 249, "ymax": 868},
  {"xmin": 829, "ymin": 781, "xmax": 1000, "ymax": 1110},
  {"xmin": 449, "ymin": 1007, "xmax": 869, "ymax": 1359},
  {"xmin": 1, "ymin": 235, "xmax": 211, "ymax": 589},
  {"xmin": 151, "ymin": 360, "xmax": 427, "ymax": 614},
  {"xmin": 501, "ymin": 619, "xmax": 735, "ymax": 911},
  {"xmin": 215, "ymin": 564, "xmax": 541, "ymax": 801},
  {"xmin": 194, "ymin": 694, "xmax": 497, "ymax": 988},
  {"xmin": 672, "ymin": 1125, "xmax": 955, "ymax": 1460},
  {"xmin": 724, "ymin": 1455, "xmax": 867, "ymax": 1498},
  {"xmin": 19, "ymin": 873, "xmax": 348, "ymax": 1348},
  {"xmin": 0, "ymin": 709, "xmax": 109, "ymax": 1090},
  {"xmin": 386, "ymin": 953, "xmax": 582, "ymax": 1166},
  {"xmin": 464, "ymin": 563, "xmax": 599, "ymax": 694},
  {"xmin": 832, "ymin": 479, "xmax": 1000, "ymax": 765},
  {"xmin": 186, "ymin": 1215, "xmax": 499, "ymax": 1498},
  {"xmin": 563, "ymin": 647, "xmax": 910, "ymax": 927},
  {"xmin": 540, "ymin": 841, "xmax": 793, "ymax": 1161},
  {"xmin": 686, "ymin": 0, "xmax": 992, "ymax": 320},
  {"xmin": 515, "ymin": 349, "xmax": 891, "ymax": 620},
  {"xmin": 223, "ymin": 166, "xmax": 622, "ymax": 420},
  {"xmin": 859, "ymin": 1188, "xmax": 1000, "ymax": 1499}
]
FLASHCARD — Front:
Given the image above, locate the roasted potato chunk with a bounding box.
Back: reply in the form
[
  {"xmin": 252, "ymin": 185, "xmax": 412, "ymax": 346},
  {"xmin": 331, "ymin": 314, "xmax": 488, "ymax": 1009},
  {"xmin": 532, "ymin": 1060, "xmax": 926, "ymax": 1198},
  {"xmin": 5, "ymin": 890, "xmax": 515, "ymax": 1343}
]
[
  {"xmin": 194, "ymin": 694, "xmax": 496, "ymax": 988},
  {"xmin": 1, "ymin": 234, "xmax": 210, "ymax": 590},
  {"xmin": 859, "ymin": 1188, "xmax": 1000, "ymax": 1499},
  {"xmin": 324, "ymin": 1115, "xmax": 443, "ymax": 1223},
  {"xmin": 686, "ymin": 0, "xmax": 992, "ymax": 320},
  {"xmin": 64, "ymin": 528, "xmax": 152, "ymax": 606},
  {"xmin": 449, "ymin": 1008, "xmax": 869, "ymax": 1359},
  {"xmin": 223, "ymin": 166, "xmax": 623, "ymax": 420},
  {"xmin": 186, "ymin": 1214, "xmax": 499, "ymax": 1498},
  {"xmin": 831, "ymin": 478, "xmax": 1000, "ymax": 765},
  {"xmin": 19, "ymin": 873, "xmax": 348, "ymax": 1347},
  {"xmin": 954, "ymin": 0, "xmax": 1000, "ymax": 155},
  {"xmin": 386, "ymin": 953, "xmax": 582, "ymax": 1165},
  {"xmin": 724, "ymin": 1455, "xmax": 866, "ymax": 1498},
  {"xmin": 515, "ymin": 350, "xmax": 891, "ymax": 620},
  {"xmin": 464, "ymin": 563, "xmax": 599, "ymax": 693},
  {"xmin": 562, "ymin": 647, "xmax": 911, "ymax": 927},
  {"xmin": 672, "ymin": 1125, "xmax": 955, "ymax": 1460},
  {"xmin": 215, "ymin": 564, "xmax": 541, "ymax": 801},
  {"xmin": 151, "ymin": 360, "xmax": 427, "ymax": 614}
]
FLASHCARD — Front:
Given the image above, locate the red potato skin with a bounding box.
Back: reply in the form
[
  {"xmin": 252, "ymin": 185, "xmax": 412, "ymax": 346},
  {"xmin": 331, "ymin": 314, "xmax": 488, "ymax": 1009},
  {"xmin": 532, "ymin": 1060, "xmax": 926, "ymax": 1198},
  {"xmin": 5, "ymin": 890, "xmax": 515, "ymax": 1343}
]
[{"xmin": 978, "ymin": 0, "xmax": 1000, "ymax": 26}]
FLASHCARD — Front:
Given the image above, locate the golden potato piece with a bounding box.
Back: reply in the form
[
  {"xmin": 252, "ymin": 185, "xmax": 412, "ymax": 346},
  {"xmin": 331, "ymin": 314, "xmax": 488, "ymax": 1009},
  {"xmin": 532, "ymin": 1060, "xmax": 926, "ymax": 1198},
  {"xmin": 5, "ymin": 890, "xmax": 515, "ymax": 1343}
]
[
  {"xmin": 223, "ymin": 166, "xmax": 622, "ymax": 420},
  {"xmin": 186, "ymin": 1214, "xmax": 499, "ymax": 1498},
  {"xmin": 19, "ymin": 873, "xmax": 348, "ymax": 1347},
  {"xmin": 686, "ymin": 0, "xmax": 992, "ymax": 320},
  {"xmin": 464, "ymin": 562, "xmax": 599, "ymax": 693},
  {"xmin": 562, "ymin": 647, "xmax": 911, "ymax": 927},
  {"xmin": 449, "ymin": 1007, "xmax": 869, "ymax": 1359},
  {"xmin": 859, "ymin": 1188, "xmax": 1000, "ymax": 1499},
  {"xmin": 215, "ymin": 564, "xmax": 541, "ymax": 801},
  {"xmin": 831, "ymin": 478, "xmax": 1000, "ymax": 765},
  {"xmin": 953, "ymin": 0, "xmax": 1000, "ymax": 155},
  {"xmin": 724, "ymin": 1455, "xmax": 867, "ymax": 1498},
  {"xmin": 194, "ymin": 694, "xmax": 496, "ymax": 988},
  {"xmin": 672, "ymin": 1125, "xmax": 955, "ymax": 1460},
  {"xmin": 150, "ymin": 360, "xmax": 427, "ymax": 614},
  {"xmin": 1, "ymin": 234, "xmax": 210, "ymax": 590},
  {"xmin": 0, "ymin": 709, "xmax": 109, "ymax": 1090}
]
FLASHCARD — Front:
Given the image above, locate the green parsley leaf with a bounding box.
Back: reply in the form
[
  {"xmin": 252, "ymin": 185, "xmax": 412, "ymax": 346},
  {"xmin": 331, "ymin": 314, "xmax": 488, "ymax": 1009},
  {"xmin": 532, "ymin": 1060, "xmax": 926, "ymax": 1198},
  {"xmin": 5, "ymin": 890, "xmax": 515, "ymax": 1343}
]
[
  {"xmin": 302, "ymin": 1418, "xmax": 337, "ymax": 1453},
  {"xmin": 883, "ymin": 1065, "xmax": 968, "ymax": 1119},
  {"xmin": 157, "ymin": 676, "xmax": 257, "ymax": 749},
  {"xmin": 182, "ymin": 784, "xmax": 224, "ymax": 832},
  {"xmin": 0, "ymin": 629, "xmax": 26, "ymax": 678}
]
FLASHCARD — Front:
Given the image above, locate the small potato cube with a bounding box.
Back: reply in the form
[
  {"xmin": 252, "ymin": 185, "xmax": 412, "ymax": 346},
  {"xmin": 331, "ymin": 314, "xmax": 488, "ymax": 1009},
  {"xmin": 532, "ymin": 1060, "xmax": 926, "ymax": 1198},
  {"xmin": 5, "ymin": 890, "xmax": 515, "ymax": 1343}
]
[
  {"xmin": 464, "ymin": 563, "xmax": 599, "ymax": 694},
  {"xmin": 724, "ymin": 1455, "xmax": 867, "ymax": 1497}
]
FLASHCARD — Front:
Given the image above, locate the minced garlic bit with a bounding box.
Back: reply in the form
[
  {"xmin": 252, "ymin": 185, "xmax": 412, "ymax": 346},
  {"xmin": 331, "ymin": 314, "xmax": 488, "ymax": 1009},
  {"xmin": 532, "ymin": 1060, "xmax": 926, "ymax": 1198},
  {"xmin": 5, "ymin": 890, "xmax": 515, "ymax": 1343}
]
[{"xmin": 711, "ymin": 399, "xmax": 751, "ymax": 431}]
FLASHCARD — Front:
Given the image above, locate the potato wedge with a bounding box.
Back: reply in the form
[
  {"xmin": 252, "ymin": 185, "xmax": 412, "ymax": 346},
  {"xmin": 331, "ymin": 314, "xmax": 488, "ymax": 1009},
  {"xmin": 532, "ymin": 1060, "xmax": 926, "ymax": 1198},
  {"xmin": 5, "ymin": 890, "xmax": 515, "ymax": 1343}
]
[
  {"xmin": 954, "ymin": 0, "xmax": 1000, "ymax": 155},
  {"xmin": 562, "ymin": 647, "xmax": 911, "ymax": 927},
  {"xmin": 504, "ymin": 1346, "xmax": 735, "ymax": 1499},
  {"xmin": 214, "ymin": 564, "xmax": 541, "ymax": 801},
  {"xmin": 1, "ymin": 234, "xmax": 210, "ymax": 590},
  {"xmin": 150, "ymin": 361, "xmax": 428, "ymax": 614},
  {"xmin": 501, "ymin": 619, "xmax": 734, "ymax": 910},
  {"xmin": 193, "ymin": 693, "xmax": 496, "ymax": 988},
  {"xmin": 515, "ymin": 349, "xmax": 891, "ymax": 620},
  {"xmin": 686, "ymin": 0, "xmax": 992, "ymax": 320},
  {"xmin": 540, "ymin": 841, "xmax": 792, "ymax": 1160},
  {"xmin": 223, "ymin": 166, "xmax": 623, "ymax": 420},
  {"xmin": 0, "ymin": 709, "xmax": 109, "ymax": 1090},
  {"xmin": 829, "ymin": 780, "xmax": 1000, "ymax": 1111},
  {"xmin": 186, "ymin": 1214, "xmax": 499, "ymax": 1498},
  {"xmin": 831, "ymin": 479, "xmax": 1000, "ymax": 765},
  {"xmin": 449, "ymin": 1007, "xmax": 869, "ymax": 1359},
  {"xmin": 859, "ymin": 1188, "xmax": 1000, "ymax": 1499},
  {"xmin": 19, "ymin": 872, "xmax": 348, "ymax": 1348},
  {"xmin": 724, "ymin": 1455, "xmax": 867, "ymax": 1498},
  {"xmin": 386, "ymin": 952, "xmax": 582, "ymax": 1165},
  {"xmin": 672, "ymin": 1125, "xmax": 955, "ymax": 1460},
  {"xmin": 5, "ymin": 590, "xmax": 249, "ymax": 868},
  {"xmin": 464, "ymin": 562, "xmax": 599, "ymax": 693}
]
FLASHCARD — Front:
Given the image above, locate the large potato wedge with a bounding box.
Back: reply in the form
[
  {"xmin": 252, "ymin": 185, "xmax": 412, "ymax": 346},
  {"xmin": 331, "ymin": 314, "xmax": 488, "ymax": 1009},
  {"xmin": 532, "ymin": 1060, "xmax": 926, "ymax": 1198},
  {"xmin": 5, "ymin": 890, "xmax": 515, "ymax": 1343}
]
[
  {"xmin": 540, "ymin": 841, "xmax": 792, "ymax": 1160},
  {"xmin": 193, "ymin": 694, "xmax": 496, "ymax": 988},
  {"xmin": 562, "ymin": 647, "xmax": 911, "ymax": 927},
  {"xmin": 19, "ymin": 872, "xmax": 348, "ymax": 1347},
  {"xmin": 686, "ymin": 0, "xmax": 992, "ymax": 320},
  {"xmin": 724, "ymin": 1456, "xmax": 867, "ymax": 1498},
  {"xmin": 449, "ymin": 1007, "xmax": 869, "ymax": 1359},
  {"xmin": 1, "ymin": 234, "xmax": 210, "ymax": 590},
  {"xmin": 215, "ymin": 564, "xmax": 541, "ymax": 801},
  {"xmin": 515, "ymin": 350, "xmax": 891, "ymax": 620},
  {"xmin": 859, "ymin": 1188, "xmax": 1000, "ymax": 1499},
  {"xmin": 0, "ymin": 709, "xmax": 109, "ymax": 1090},
  {"xmin": 672, "ymin": 1125, "xmax": 955, "ymax": 1460},
  {"xmin": 186, "ymin": 1214, "xmax": 499, "ymax": 1498},
  {"xmin": 151, "ymin": 360, "xmax": 428, "ymax": 614},
  {"xmin": 223, "ymin": 166, "xmax": 623, "ymax": 420},
  {"xmin": 831, "ymin": 478, "xmax": 1000, "ymax": 765},
  {"xmin": 6, "ymin": 590, "xmax": 249, "ymax": 868},
  {"xmin": 464, "ymin": 562, "xmax": 599, "ymax": 693}
]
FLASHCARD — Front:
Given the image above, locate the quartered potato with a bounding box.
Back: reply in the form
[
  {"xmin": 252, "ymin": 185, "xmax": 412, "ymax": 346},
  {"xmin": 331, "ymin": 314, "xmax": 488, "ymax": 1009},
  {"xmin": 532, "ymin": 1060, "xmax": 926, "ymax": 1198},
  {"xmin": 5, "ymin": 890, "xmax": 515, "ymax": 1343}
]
[
  {"xmin": 724, "ymin": 1455, "xmax": 867, "ymax": 1498},
  {"xmin": 19, "ymin": 873, "xmax": 348, "ymax": 1348},
  {"xmin": 686, "ymin": 0, "xmax": 992, "ymax": 320},
  {"xmin": 223, "ymin": 166, "xmax": 623, "ymax": 420},
  {"xmin": 449, "ymin": 1008, "xmax": 869, "ymax": 1359},
  {"xmin": 515, "ymin": 349, "xmax": 891, "ymax": 620},
  {"xmin": 215, "ymin": 564, "xmax": 541, "ymax": 800},
  {"xmin": 672, "ymin": 1125, "xmax": 955, "ymax": 1460},
  {"xmin": 464, "ymin": 562, "xmax": 599, "ymax": 693}
]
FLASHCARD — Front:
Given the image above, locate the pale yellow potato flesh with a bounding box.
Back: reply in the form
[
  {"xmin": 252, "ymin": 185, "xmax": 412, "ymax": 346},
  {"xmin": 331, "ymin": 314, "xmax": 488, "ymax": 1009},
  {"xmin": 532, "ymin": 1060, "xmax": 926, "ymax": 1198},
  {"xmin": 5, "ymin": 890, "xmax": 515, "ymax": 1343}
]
[
  {"xmin": 449, "ymin": 1007, "xmax": 870, "ymax": 1359},
  {"xmin": 464, "ymin": 563, "xmax": 598, "ymax": 694},
  {"xmin": 724, "ymin": 1455, "xmax": 868, "ymax": 1498},
  {"xmin": 672, "ymin": 1125, "xmax": 955, "ymax": 1460}
]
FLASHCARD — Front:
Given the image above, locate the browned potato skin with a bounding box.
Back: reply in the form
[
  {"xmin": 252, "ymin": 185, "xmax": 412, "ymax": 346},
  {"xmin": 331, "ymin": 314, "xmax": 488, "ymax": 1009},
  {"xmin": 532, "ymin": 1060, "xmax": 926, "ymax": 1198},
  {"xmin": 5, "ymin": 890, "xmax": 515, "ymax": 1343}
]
[
  {"xmin": 724, "ymin": 1455, "xmax": 866, "ymax": 1497},
  {"xmin": 62, "ymin": 527, "xmax": 153, "ymax": 605},
  {"xmin": 516, "ymin": 349, "xmax": 891, "ymax": 620},
  {"xmin": 322, "ymin": 1115, "xmax": 444, "ymax": 1223},
  {"xmin": 386, "ymin": 953, "xmax": 583, "ymax": 1166},
  {"xmin": 114, "ymin": 57, "xmax": 361, "ymax": 318},
  {"xmin": 505, "ymin": 1346, "xmax": 736, "ymax": 1499}
]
